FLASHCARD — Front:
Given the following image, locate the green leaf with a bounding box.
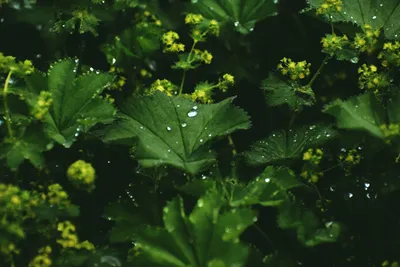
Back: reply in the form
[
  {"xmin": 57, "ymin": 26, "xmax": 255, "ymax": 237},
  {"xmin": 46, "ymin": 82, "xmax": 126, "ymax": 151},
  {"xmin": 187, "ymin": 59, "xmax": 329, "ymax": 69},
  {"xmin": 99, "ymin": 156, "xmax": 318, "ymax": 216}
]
[
  {"xmin": 277, "ymin": 200, "xmax": 341, "ymax": 246},
  {"xmin": 307, "ymin": 0, "xmax": 400, "ymax": 40},
  {"xmin": 100, "ymin": 91, "xmax": 250, "ymax": 174},
  {"xmin": 244, "ymin": 124, "xmax": 336, "ymax": 165},
  {"xmin": 229, "ymin": 166, "xmax": 303, "ymax": 207},
  {"xmin": 190, "ymin": 0, "xmax": 279, "ymax": 34},
  {"xmin": 323, "ymin": 92, "xmax": 386, "ymax": 138},
  {"xmin": 261, "ymin": 73, "xmax": 315, "ymax": 111},
  {"xmin": 25, "ymin": 60, "xmax": 117, "ymax": 147},
  {"xmin": 0, "ymin": 125, "xmax": 49, "ymax": 170},
  {"xmin": 132, "ymin": 191, "xmax": 256, "ymax": 267}
]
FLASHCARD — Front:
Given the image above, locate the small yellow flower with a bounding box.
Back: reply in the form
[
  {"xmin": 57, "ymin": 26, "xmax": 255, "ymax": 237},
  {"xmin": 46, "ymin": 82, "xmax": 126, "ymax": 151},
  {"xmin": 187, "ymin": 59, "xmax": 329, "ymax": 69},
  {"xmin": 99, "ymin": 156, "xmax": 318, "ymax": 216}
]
[
  {"xmin": 223, "ymin": 74, "xmax": 234, "ymax": 84},
  {"xmin": 67, "ymin": 160, "xmax": 96, "ymax": 191},
  {"xmin": 200, "ymin": 50, "xmax": 213, "ymax": 64}
]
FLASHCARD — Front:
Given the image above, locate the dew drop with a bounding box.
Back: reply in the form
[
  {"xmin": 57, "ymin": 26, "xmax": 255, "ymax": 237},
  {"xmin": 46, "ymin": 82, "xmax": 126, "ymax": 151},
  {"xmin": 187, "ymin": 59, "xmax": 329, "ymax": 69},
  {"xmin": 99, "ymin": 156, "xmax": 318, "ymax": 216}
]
[
  {"xmin": 372, "ymin": 15, "xmax": 377, "ymax": 20},
  {"xmin": 181, "ymin": 122, "xmax": 187, "ymax": 127},
  {"xmin": 350, "ymin": 57, "xmax": 359, "ymax": 63},
  {"xmin": 208, "ymin": 133, "xmax": 212, "ymax": 137},
  {"xmin": 197, "ymin": 199, "xmax": 204, "ymax": 207},
  {"xmin": 234, "ymin": 21, "xmax": 239, "ymax": 27},
  {"xmin": 265, "ymin": 178, "xmax": 270, "ymax": 183},
  {"xmin": 200, "ymin": 139, "xmax": 203, "ymax": 143},
  {"xmin": 187, "ymin": 111, "xmax": 198, "ymax": 117},
  {"xmin": 193, "ymin": 106, "xmax": 198, "ymax": 110},
  {"xmin": 166, "ymin": 126, "xmax": 172, "ymax": 131}
]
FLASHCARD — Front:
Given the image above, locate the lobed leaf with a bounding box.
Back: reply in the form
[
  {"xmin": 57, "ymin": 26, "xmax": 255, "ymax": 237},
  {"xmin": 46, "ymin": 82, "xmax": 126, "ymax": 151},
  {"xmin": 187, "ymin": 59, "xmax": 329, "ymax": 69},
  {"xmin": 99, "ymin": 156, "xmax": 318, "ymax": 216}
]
[
  {"xmin": 100, "ymin": 91, "xmax": 250, "ymax": 174},
  {"xmin": 245, "ymin": 124, "xmax": 336, "ymax": 165}
]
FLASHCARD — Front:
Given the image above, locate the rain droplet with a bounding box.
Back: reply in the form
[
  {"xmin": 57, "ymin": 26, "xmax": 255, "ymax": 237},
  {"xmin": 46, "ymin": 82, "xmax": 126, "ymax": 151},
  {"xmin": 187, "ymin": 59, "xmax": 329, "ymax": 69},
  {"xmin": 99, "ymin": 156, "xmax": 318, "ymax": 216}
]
[
  {"xmin": 234, "ymin": 21, "xmax": 239, "ymax": 27},
  {"xmin": 350, "ymin": 57, "xmax": 359, "ymax": 63},
  {"xmin": 193, "ymin": 106, "xmax": 198, "ymax": 110},
  {"xmin": 372, "ymin": 15, "xmax": 377, "ymax": 19},
  {"xmin": 187, "ymin": 111, "xmax": 198, "ymax": 117},
  {"xmin": 208, "ymin": 133, "xmax": 212, "ymax": 137},
  {"xmin": 197, "ymin": 199, "xmax": 204, "ymax": 207},
  {"xmin": 200, "ymin": 139, "xmax": 203, "ymax": 143},
  {"xmin": 181, "ymin": 123, "xmax": 187, "ymax": 127},
  {"xmin": 166, "ymin": 126, "xmax": 172, "ymax": 131},
  {"xmin": 265, "ymin": 178, "xmax": 270, "ymax": 183}
]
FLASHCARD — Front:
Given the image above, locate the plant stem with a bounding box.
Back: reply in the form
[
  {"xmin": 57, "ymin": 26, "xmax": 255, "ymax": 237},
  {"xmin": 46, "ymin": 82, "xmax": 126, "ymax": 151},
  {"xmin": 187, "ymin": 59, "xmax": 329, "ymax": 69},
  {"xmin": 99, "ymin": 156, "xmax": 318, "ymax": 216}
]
[
  {"xmin": 307, "ymin": 55, "xmax": 329, "ymax": 87},
  {"xmin": 179, "ymin": 41, "xmax": 198, "ymax": 95},
  {"xmin": 254, "ymin": 224, "xmax": 275, "ymax": 248},
  {"xmin": 3, "ymin": 70, "xmax": 14, "ymax": 139},
  {"xmin": 227, "ymin": 135, "xmax": 237, "ymax": 156}
]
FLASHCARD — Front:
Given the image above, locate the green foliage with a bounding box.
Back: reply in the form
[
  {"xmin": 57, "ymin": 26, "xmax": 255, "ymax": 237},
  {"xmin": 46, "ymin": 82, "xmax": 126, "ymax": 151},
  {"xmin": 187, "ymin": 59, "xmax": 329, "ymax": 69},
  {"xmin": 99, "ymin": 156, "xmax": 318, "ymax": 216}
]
[
  {"xmin": 261, "ymin": 73, "xmax": 315, "ymax": 110},
  {"xmin": 2, "ymin": 0, "xmax": 400, "ymax": 266},
  {"xmin": 324, "ymin": 92, "xmax": 387, "ymax": 138},
  {"xmin": 190, "ymin": 0, "xmax": 279, "ymax": 34},
  {"xmin": 245, "ymin": 124, "xmax": 336, "ymax": 165},
  {"xmin": 100, "ymin": 91, "xmax": 250, "ymax": 174},
  {"xmin": 129, "ymin": 190, "xmax": 257, "ymax": 266},
  {"xmin": 308, "ymin": 0, "xmax": 400, "ymax": 40}
]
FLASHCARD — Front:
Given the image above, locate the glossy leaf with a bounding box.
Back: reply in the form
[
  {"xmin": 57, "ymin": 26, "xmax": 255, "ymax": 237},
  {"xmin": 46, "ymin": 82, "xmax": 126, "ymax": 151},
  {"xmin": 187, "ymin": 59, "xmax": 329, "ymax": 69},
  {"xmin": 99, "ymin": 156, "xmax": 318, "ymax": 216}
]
[
  {"xmin": 229, "ymin": 166, "xmax": 303, "ymax": 207},
  {"xmin": 324, "ymin": 92, "xmax": 386, "ymax": 138},
  {"xmin": 131, "ymin": 191, "xmax": 256, "ymax": 267},
  {"xmin": 307, "ymin": 0, "xmax": 400, "ymax": 40},
  {"xmin": 245, "ymin": 124, "xmax": 336, "ymax": 165},
  {"xmin": 190, "ymin": 0, "xmax": 279, "ymax": 34},
  {"xmin": 24, "ymin": 60, "xmax": 117, "ymax": 148},
  {"xmin": 100, "ymin": 91, "xmax": 250, "ymax": 174}
]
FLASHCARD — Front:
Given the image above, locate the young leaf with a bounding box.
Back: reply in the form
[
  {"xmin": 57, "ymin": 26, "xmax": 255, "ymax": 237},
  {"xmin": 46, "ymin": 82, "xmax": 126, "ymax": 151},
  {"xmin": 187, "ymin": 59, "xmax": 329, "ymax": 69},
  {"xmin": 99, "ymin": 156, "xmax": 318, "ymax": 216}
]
[
  {"xmin": 261, "ymin": 73, "xmax": 315, "ymax": 110},
  {"xmin": 131, "ymin": 191, "xmax": 256, "ymax": 266},
  {"xmin": 323, "ymin": 92, "xmax": 386, "ymax": 138},
  {"xmin": 307, "ymin": 0, "xmax": 400, "ymax": 40},
  {"xmin": 244, "ymin": 124, "xmax": 336, "ymax": 165},
  {"xmin": 229, "ymin": 166, "xmax": 303, "ymax": 207},
  {"xmin": 190, "ymin": 0, "xmax": 279, "ymax": 34},
  {"xmin": 100, "ymin": 91, "xmax": 250, "ymax": 174},
  {"xmin": 277, "ymin": 200, "xmax": 341, "ymax": 246},
  {"xmin": 25, "ymin": 60, "xmax": 117, "ymax": 147}
]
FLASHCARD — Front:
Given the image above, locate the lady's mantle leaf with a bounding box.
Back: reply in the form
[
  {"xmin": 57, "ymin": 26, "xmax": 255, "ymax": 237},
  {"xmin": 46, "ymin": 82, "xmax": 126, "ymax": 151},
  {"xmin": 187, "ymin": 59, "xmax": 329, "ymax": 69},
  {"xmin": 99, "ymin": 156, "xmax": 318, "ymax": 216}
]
[
  {"xmin": 100, "ymin": 91, "xmax": 250, "ymax": 174},
  {"xmin": 323, "ymin": 92, "xmax": 386, "ymax": 138},
  {"xmin": 261, "ymin": 73, "xmax": 315, "ymax": 111},
  {"xmin": 307, "ymin": 0, "xmax": 400, "ymax": 40},
  {"xmin": 0, "ymin": 125, "xmax": 50, "ymax": 170},
  {"xmin": 244, "ymin": 124, "xmax": 336, "ymax": 165},
  {"xmin": 277, "ymin": 200, "xmax": 341, "ymax": 247},
  {"xmin": 25, "ymin": 60, "xmax": 116, "ymax": 147},
  {"xmin": 190, "ymin": 0, "xmax": 279, "ymax": 34},
  {"xmin": 131, "ymin": 191, "xmax": 256, "ymax": 266},
  {"xmin": 229, "ymin": 166, "xmax": 303, "ymax": 207}
]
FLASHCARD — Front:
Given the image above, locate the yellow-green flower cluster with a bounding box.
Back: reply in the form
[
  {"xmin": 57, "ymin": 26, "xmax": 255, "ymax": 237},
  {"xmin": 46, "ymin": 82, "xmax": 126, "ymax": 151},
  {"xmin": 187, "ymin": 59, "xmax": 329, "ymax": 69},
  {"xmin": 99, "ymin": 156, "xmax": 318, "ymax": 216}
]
[
  {"xmin": 29, "ymin": 246, "xmax": 52, "ymax": 267},
  {"xmin": 378, "ymin": 41, "xmax": 400, "ymax": 67},
  {"xmin": 67, "ymin": 160, "xmax": 96, "ymax": 192},
  {"xmin": 142, "ymin": 10, "xmax": 162, "ymax": 26},
  {"xmin": 185, "ymin": 13, "xmax": 220, "ymax": 39},
  {"xmin": 352, "ymin": 24, "xmax": 380, "ymax": 54},
  {"xmin": 0, "ymin": 52, "xmax": 34, "ymax": 76},
  {"xmin": 277, "ymin": 58, "xmax": 311, "ymax": 80},
  {"xmin": 185, "ymin": 13, "xmax": 204, "ymax": 25},
  {"xmin": 382, "ymin": 260, "xmax": 400, "ymax": 267},
  {"xmin": 109, "ymin": 67, "xmax": 126, "ymax": 91},
  {"xmin": 338, "ymin": 148, "xmax": 361, "ymax": 176},
  {"xmin": 162, "ymin": 31, "xmax": 185, "ymax": 53},
  {"xmin": 189, "ymin": 73, "xmax": 235, "ymax": 103},
  {"xmin": 0, "ymin": 184, "xmax": 40, "ymax": 239},
  {"xmin": 301, "ymin": 148, "xmax": 324, "ymax": 183},
  {"xmin": 45, "ymin": 183, "xmax": 69, "ymax": 205},
  {"xmin": 148, "ymin": 79, "xmax": 178, "ymax": 96},
  {"xmin": 357, "ymin": 64, "xmax": 390, "ymax": 92},
  {"xmin": 31, "ymin": 91, "xmax": 53, "ymax": 120},
  {"xmin": 316, "ymin": 0, "xmax": 342, "ymax": 15},
  {"xmin": 380, "ymin": 124, "xmax": 400, "ymax": 143},
  {"xmin": 57, "ymin": 221, "xmax": 95, "ymax": 250},
  {"xmin": 321, "ymin": 33, "xmax": 349, "ymax": 56}
]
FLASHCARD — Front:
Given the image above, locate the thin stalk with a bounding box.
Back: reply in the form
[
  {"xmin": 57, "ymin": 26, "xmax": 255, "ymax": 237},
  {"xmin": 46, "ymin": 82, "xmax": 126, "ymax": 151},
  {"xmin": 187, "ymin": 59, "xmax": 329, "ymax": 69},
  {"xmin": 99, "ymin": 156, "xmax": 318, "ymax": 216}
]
[
  {"xmin": 254, "ymin": 224, "xmax": 275, "ymax": 248},
  {"xmin": 3, "ymin": 70, "xmax": 14, "ymax": 139},
  {"xmin": 307, "ymin": 55, "xmax": 329, "ymax": 87},
  {"xmin": 179, "ymin": 40, "xmax": 198, "ymax": 95}
]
